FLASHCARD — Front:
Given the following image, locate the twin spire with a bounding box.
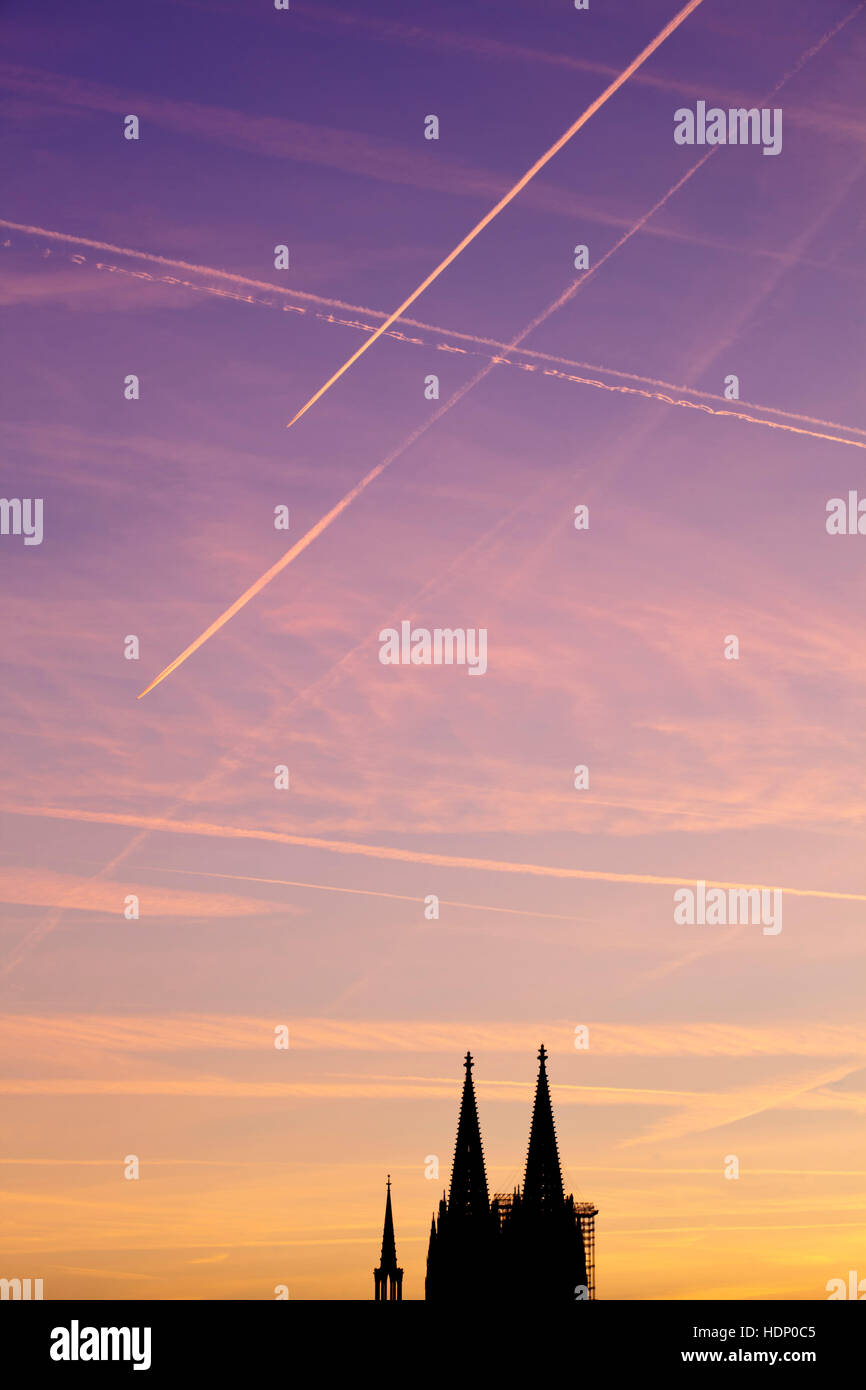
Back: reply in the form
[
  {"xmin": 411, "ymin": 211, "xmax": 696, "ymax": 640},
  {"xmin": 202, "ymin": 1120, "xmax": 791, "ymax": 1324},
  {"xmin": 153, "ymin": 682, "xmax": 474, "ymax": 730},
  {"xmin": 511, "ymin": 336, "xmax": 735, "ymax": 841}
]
[
  {"xmin": 449, "ymin": 1044, "xmax": 564, "ymax": 1213},
  {"xmin": 382, "ymin": 1046, "xmax": 576, "ymax": 1300}
]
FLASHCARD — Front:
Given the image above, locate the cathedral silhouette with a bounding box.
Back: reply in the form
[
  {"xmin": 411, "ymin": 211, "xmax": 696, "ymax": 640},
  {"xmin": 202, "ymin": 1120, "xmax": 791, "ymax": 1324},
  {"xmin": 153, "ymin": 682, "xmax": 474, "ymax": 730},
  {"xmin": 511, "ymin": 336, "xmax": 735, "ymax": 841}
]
[{"xmin": 374, "ymin": 1045, "xmax": 597, "ymax": 1301}]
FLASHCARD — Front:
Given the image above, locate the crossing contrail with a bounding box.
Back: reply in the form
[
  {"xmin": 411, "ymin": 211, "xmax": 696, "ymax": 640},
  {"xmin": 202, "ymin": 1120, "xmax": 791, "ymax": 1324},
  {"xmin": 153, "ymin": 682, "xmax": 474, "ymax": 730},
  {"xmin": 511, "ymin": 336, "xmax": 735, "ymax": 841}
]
[
  {"xmin": 283, "ymin": 0, "xmax": 707, "ymax": 428},
  {"xmin": 5, "ymin": 220, "xmax": 863, "ymax": 442},
  {"xmin": 135, "ymin": 5, "xmax": 710, "ymax": 698},
  {"xmin": 32, "ymin": 0, "xmax": 854, "ymax": 700},
  {"xmin": 135, "ymin": 260, "xmax": 863, "ymax": 696}
]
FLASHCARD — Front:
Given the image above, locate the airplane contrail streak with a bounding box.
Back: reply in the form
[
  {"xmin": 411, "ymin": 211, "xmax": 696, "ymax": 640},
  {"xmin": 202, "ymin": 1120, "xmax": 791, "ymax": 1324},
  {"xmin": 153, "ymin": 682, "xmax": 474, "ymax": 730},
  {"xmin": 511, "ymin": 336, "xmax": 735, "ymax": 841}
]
[
  {"xmin": 57, "ymin": 0, "xmax": 859, "ymax": 700},
  {"xmin": 283, "ymin": 0, "xmax": 707, "ymax": 428},
  {"xmin": 136, "ymin": 112, "xmax": 861, "ymax": 700},
  {"xmin": 8, "ymin": 805, "xmax": 866, "ymax": 903},
  {"xmin": 514, "ymin": 371, "xmax": 866, "ymax": 448},
  {"xmin": 135, "ymin": 362, "xmax": 492, "ymax": 697},
  {"xmin": 135, "ymin": 19, "xmax": 719, "ymax": 702},
  {"xmin": 138, "ymin": 196, "xmax": 634, "ymax": 700},
  {"xmin": 0, "ymin": 216, "xmax": 386, "ymax": 315},
  {"xmin": 5, "ymin": 221, "xmax": 863, "ymax": 441},
  {"xmin": 143, "ymin": 867, "xmax": 588, "ymax": 922},
  {"xmin": 136, "ymin": 453, "xmax": 393, "ymax": 697},
  {"xmin": 136, "ymin": 340, "xmax": 863, "ymax": 693}
]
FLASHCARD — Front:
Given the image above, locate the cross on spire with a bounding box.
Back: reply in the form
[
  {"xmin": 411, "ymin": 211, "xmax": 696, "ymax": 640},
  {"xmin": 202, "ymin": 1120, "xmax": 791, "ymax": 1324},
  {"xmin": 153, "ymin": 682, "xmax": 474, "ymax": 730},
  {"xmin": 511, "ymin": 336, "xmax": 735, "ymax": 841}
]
[{"xmin": 379, "ymin": 1176, "xmax": 397, "ymax": 1269}]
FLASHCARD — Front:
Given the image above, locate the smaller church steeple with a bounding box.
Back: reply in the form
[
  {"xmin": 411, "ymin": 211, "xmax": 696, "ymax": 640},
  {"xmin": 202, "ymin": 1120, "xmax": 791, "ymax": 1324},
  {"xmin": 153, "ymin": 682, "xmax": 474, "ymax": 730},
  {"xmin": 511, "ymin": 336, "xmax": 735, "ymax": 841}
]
[{"xmin": 373, "ymin": 1175, "xmax": 404, "ymax": 1300}]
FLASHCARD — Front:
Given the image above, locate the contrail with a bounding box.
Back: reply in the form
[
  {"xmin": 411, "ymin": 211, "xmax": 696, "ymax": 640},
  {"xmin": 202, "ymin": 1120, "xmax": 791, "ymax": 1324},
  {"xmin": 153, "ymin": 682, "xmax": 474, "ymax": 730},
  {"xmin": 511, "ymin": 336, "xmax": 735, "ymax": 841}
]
[
  {"xmin": 0, "ymin": 216, "xmax": 386, "ymax": 316},
  {"xmin": 138, "ymin": 224, "xmax": 626, "ymax": 697},
  {"xmin": 38, "ymin": 2, "xmax": 863, "ymax": 702},
  {"xmin": 144, "ymin": 866, "xmax": 588, "ymax": 923},
  {"xmin": 458, "ymin": 0, "xmax": 866, "ymax": 437},
  {"xmin": 135, "ymin": 371, "xmax": 490, "ymax": 697},
  {"xmin": 17, "ymin": 217, "xmax": 858, "ymax": 449},
  {"xmin": 132, "ymin": 298, "xmax": 620, "ymax": 696},
  {"xmin": 0, "ymin": 826, "xmax": 161, "ymax": 982},
  {"xmin": 136, "ymin": 304, "xmax": 864, "ymax": 698},
  {"xmin": 284, "ymin": 0, "xmax": 707, "ymax": 428},
  {"xmin": 137, "ymin": 455, "xmax": 394, "ymax": 697},
  {"xmin": 135, "ymin": 20, "xmax": 715, "ymax": 703},
  {"xmin": 8, "ymin": 805, "xmax": 866, "ymax": 903},
  {"xmin": 5, "ymin": 221, "xmax": 863, "ymax": 441},
  {"xmin": 136, "ymin": 142, "xmax": 862, "ymax": 699},
  {"xmin": 512, "ymin": 369, "xmax": 866, "ymax": 448}
]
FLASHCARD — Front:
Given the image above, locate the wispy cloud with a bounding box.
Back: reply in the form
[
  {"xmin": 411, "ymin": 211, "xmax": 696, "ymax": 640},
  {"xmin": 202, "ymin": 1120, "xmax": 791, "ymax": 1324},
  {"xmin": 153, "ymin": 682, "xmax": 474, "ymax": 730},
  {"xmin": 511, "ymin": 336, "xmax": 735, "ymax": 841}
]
[
  {"xmin": 0, "ymin": 866, "xmax": 299, "ymax": 918},
  {"xmin": 6, "ymin": 804, "xmax": 864, "ymax": 901},
  {"xmin": 624, "ymin": 1062, "xmax": 866, "ymax": 1144},
  {"xmin": 1, "ymin": 1014, "xmax": 862, "ymax": 1059}
]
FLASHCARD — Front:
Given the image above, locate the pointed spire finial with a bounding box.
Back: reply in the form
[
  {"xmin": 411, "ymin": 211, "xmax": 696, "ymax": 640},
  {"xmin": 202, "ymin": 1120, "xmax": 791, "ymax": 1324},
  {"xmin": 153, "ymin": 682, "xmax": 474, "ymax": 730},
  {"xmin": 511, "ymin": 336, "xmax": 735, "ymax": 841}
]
[
  {"xmin": 378, "ymin": 1175, "xmax": 398, "ymax": 1269},
  {"xmin": 464, "ymin": 1051, "xmax": 473, "ymax": 1071},
  {"xmin": 538, "ymin": 1043, "xmax": 548, "ymax": 1065}
]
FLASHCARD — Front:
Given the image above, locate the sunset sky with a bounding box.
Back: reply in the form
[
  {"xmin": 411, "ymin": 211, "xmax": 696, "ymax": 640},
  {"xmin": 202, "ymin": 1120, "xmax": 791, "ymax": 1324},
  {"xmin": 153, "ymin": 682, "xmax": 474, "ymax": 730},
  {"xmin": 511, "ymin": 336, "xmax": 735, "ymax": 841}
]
[{"xmin": 1, "ymin": 0, "xmax": 865, "ymax": 1300}]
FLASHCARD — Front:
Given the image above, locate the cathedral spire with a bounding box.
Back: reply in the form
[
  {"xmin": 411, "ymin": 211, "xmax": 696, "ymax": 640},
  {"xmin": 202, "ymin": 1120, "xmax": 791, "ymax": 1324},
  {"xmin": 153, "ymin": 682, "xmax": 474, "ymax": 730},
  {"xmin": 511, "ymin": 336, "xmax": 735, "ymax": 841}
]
[
  {"xmin": 448, "ymin": 1052, "xmax": 490, "ymax": 1218},
  {"xmin": 373, "ymin": 1175, "xmax": 403, "ymax": 1300},
  {"xmin": 523, "ymin": 1044, "xmax": 564, "ymax": 1208}
]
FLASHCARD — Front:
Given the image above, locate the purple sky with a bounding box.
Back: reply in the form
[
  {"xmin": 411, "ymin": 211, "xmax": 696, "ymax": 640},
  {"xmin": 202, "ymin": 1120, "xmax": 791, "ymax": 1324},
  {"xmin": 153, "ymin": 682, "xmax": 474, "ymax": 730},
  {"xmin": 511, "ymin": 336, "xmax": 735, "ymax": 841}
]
[{"xmin": 1, "ymin": 0, "xmax": 865, "ymax": 1299}]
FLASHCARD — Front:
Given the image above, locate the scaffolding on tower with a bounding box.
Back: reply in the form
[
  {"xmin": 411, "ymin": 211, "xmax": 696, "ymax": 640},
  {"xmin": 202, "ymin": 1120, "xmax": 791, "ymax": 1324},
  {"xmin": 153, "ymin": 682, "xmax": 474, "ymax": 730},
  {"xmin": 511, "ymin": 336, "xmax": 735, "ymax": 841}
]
[{"xmin": 575, "ymin": 1202, "xmax": 598, "ymax": 1300}]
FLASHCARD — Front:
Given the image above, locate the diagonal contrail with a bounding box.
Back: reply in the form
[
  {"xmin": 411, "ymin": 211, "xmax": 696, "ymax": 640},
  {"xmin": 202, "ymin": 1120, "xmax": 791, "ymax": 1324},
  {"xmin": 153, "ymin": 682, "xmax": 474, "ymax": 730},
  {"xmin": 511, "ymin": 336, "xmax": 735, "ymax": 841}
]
[
  {"xmin": 137, "ymin": 8, "xmax": 710, "ymax": 699},
  {"xmin": 8, "ymin": 805, "xmax": 866, "ymax": 904},
  {"xmin": 135, "ymin": 402, "xmax": 459, "ymax": 697},
  {"xmin": 284, "ymin": 0, "xmax": 706, "ymax": 428},
  {"xmin": 136, "ymin": 341, "xmax": 517, "ymax": 697},
  {"xmin": 0, "ymin": 215, "xmax": 390, "ymax": 316},
  {"xmin": 6, "ymin": 219, "xmax": 863, "ymax": 440},
  {"xmin": 133, "ymin": 6, "xmax": 864, "ymax": 698},
  {"xmin": 135, "ymin": 263, "xmax": 863, "ymax": 700},
  {"xmin": 141, "ymin": 866, "xmax": 590, "ymax": 923}
]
